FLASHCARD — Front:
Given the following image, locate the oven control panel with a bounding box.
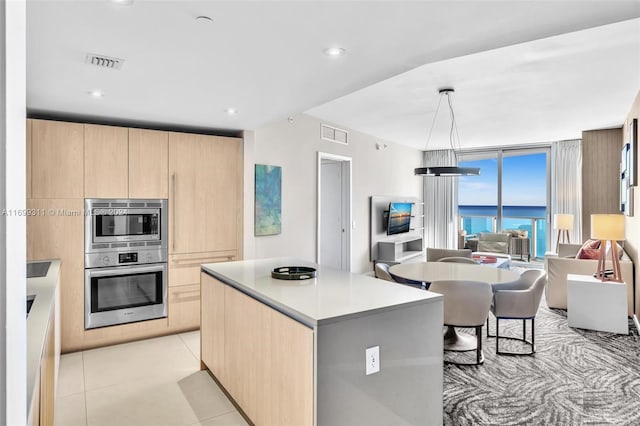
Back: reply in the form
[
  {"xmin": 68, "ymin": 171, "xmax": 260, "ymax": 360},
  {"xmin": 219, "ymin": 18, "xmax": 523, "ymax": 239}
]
[
  {"xmin": 85, "ymin": 248, "xmax": 167, "ymax": 268},
  {"xmin": 119, "ymin": 252, "xmax": 138, "ymax": 264}
]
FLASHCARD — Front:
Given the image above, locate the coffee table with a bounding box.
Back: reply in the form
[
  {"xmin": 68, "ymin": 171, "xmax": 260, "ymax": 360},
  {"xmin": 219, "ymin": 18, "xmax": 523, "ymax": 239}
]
[{"xmin": 472, "ymin": 253, "xmax": 511, "ymax": 270}]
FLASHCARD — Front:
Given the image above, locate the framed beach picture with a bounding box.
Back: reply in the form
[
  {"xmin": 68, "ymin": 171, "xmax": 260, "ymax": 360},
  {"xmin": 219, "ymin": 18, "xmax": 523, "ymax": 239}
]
[{"xmin": 255, "ymin": 164, "xmax": 282, "ymax": 236}]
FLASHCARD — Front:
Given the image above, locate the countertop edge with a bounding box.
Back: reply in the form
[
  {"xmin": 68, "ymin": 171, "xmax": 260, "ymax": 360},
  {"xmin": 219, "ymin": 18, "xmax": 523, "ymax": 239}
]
[
  {"xmin": 202, "ymin": 267, "xmax": 318, "ymax": 328},
  {"xmin": 27, "ymin": 259, "xmax": 61, "ymax": 418},
  {"xmin": 202, "ymin": 265, "xmax": 442, "ymax": 329}
]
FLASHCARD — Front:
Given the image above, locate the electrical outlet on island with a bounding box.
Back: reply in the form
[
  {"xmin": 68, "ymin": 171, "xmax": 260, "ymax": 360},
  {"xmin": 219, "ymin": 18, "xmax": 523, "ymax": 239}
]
[{"xmin": 365, "ymin": 346, "xmax": 380, "ymax": 375}]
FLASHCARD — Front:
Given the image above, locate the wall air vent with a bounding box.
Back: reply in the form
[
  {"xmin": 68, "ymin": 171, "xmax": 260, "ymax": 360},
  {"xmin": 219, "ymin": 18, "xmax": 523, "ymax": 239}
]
[
  {"xmin": 85, "ymin": 53, "xmax": 124, "ymax": 70},
  {"xmin": 321, "ymin": 124, "xmax": 348, "ymax": 145}
]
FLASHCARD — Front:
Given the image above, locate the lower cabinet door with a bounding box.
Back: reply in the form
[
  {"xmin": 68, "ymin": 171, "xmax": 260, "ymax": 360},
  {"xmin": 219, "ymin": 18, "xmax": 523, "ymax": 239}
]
[{"xmin": 168, "ymin": 284, "xmax": 201, "ymax": 332}]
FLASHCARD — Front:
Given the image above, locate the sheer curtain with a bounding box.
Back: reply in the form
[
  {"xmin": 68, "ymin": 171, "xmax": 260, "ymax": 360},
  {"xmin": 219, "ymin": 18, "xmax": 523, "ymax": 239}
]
[
  {"xmin": 423, "ymin": 150, "xmax": 458, "ymax": 249},
  {"xmin": 551, "ymin": 140, "xmax": 582, "ymax": 246}
]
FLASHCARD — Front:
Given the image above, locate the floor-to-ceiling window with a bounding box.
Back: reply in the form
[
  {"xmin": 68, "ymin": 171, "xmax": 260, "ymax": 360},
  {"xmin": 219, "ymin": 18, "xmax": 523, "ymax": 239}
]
[{"xmin": 458, "ymin": 147, "xmax": 550, "ymax": 259}]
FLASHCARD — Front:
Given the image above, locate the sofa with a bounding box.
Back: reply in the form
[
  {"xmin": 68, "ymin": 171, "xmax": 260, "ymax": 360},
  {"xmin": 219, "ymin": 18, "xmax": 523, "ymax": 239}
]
[{"xmin": 545, "ymin": 243, "xmax": 634, "ymax": 316}]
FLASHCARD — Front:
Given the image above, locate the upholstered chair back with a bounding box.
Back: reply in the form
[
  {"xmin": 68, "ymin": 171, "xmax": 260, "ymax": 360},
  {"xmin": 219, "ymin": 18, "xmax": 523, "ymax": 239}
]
[{"xmin": 429, "ymin": 280, "xmax": 492, "ymax": 327}]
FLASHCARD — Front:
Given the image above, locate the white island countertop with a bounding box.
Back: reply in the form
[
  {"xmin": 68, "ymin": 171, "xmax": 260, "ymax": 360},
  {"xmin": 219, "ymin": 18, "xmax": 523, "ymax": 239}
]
[{"xmin": 202, "ymin": 258, "xmax": 442, "ymax": 327}]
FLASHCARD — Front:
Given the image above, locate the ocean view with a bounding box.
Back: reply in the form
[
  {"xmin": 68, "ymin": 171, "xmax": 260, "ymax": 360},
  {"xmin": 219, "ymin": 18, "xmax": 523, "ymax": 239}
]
[{"xmin": 459, "ymin": 205, "xmax": 548, "ymax": 258}]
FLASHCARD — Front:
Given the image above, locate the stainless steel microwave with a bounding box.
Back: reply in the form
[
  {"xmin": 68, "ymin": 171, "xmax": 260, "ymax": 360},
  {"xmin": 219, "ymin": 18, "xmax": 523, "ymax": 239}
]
[{"xmin": 84, "ymin": 199, "xmax": 167, "ymax": 254}]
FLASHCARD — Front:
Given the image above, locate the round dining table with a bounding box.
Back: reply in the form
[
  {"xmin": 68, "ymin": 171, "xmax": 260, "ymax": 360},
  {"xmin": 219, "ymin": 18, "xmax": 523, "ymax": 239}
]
[
  {"xmin": 389, "ymin": 262, "xmax": 520, "ymax": 353},
  {"xmin": 389, "ymin": 261, "xmax": 519, "ymax": 286}
]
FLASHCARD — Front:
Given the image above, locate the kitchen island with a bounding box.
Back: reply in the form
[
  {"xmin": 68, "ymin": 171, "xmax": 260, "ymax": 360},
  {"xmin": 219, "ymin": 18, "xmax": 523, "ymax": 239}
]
[{"xmin": 201, "ymin": 258, "xmax": 444, "ymax": 426}]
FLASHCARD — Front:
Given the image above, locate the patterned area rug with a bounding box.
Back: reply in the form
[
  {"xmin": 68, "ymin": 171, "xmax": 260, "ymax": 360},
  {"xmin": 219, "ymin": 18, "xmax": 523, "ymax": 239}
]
[{"xmin": 444, "ymin": 274, "xmax": 640, "ymax": 425}]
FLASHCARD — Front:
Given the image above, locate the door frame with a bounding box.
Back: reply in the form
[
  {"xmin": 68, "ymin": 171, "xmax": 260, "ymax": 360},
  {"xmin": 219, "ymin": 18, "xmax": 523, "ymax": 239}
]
[{"xmin": 317, "ymin": 152, "xmax": 352, "ymax": 271}]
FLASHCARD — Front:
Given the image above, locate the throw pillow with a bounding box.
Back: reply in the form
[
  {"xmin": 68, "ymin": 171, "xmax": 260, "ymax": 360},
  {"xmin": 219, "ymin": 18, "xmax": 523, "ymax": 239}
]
[{"xmin": 576, "ymin": 239, "xmax": 601, "ymax": 260}]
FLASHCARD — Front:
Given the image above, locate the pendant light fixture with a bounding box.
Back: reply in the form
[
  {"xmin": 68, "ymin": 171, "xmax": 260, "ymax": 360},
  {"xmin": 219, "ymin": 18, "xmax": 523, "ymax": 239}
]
[{"xmin": 414, "ymin": 88, "xmax": 480, "ymax": 177}]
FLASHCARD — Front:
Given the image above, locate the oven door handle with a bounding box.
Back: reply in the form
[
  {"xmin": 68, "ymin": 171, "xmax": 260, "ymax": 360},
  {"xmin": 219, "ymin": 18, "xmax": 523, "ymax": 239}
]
[{"xmin": 87, "ymin": 263, "xmax": 166, "ymax": 277}]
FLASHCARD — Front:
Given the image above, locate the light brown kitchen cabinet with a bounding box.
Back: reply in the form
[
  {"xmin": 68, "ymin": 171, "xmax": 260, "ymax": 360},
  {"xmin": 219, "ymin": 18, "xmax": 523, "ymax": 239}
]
[
  {"xmin": 224, "ymin": 284, "xmax": 272, "ymax": 426},
  {"xmin": 201, "ymin": 274, "xmax": 313, "ymax": 426},
  {"xmin": 169, "ymin": 132, "xmax": 242, "ymax": 255},
  {"xmin": 167, "ymin": 284, "xmax": 200, "ymax": 332},
  {"xmin": 31, "ymin": 119, "xmax": 84, "ymax": 198},
  {"xmin": 200, "ymin": 273, "xmax": 225, "ymax": 380},
  {"xmin": 84, "ymin": 124, "xmax": 129, "ymax": 198},
  {"xmin": 169, "ymin": 250, "xmax": 237, "ymax": 288},
  {"xmin": 128, "ymin": 128, "xmax": 168, "ymax": 199},
  {"xmin": 39, "ymin": 306, "xmax": 56, "ymax": 426},
  {"xmin": 26, "ymin": 119, "xmax": 32, "ymax": 198},
  {"xmin": 27, "ymin": 199, "xmax": 85, "ymax": 352}
]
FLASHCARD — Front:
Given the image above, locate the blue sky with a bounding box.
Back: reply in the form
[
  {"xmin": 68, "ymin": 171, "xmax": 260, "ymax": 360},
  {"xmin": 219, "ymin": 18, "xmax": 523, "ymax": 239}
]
[{"xmin": 459, "ymin": 153, "xmax": 547, "ymax": 206}]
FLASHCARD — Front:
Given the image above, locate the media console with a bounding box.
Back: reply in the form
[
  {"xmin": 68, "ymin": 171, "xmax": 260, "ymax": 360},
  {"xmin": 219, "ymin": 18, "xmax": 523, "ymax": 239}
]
[{"xmin": 377, "ymin": 234, "xmax": 424, "ymax": 263}]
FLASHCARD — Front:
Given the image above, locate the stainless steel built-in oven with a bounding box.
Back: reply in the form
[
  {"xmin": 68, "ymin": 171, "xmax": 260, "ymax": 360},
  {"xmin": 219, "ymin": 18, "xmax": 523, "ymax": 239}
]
[
  {"xmin": 85, "ymin": 262, "xmax": 167, "ymax": 329},
  {"xmin": 84, "ymin": 199, "xmax": 168, "ymax": 329}
]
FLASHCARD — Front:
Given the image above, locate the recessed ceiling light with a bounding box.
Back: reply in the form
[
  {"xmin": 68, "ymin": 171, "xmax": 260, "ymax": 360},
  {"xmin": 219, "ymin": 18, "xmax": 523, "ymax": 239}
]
[
  {"xmin": 110, "ymin": 0, "xmax": 134, "ymax": 5},
  {"xmin": 88, "ymin": 90, "xmax": 104, "ymax": 99},
  {"xmin": 225, "ymin": 108, "xmax": 238, "ymax": 116},
  {"xmin": 323, "ymin": 47, "xmax": 346, "ymax": 58},
  {"xmin": 195, "ymin": 15, "xmax": 213, "ymax": 23}
]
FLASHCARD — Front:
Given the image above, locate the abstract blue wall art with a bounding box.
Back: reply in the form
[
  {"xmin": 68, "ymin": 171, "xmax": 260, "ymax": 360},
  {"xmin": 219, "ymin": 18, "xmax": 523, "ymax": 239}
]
[{"xmin": 255, "ymin": 164, "xmax": 282, "ymax": 236}]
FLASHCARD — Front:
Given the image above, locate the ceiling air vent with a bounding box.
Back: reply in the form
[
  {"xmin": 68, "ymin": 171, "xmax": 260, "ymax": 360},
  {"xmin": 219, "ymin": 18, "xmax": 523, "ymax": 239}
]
[
  {"xmin": 321, "ymin": 124, "xmax": 348, "ymax": 145},
  {"xmin": 85, "ymin": 53, "xmax": 124, "ymax": 70}
]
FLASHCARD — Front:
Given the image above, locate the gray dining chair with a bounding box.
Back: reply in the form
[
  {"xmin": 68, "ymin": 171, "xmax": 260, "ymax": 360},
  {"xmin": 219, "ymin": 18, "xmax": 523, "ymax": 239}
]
[
  {"xmin": 437, "ymin": 256, "xmax": 479, "ymax": 264},
  {"xmin": 428, "ymin": 280, "xmax": 493, "ymax": 365},
  {"xmin": 374, "ymin": 262, "xmax": 395, "ymax": 282},
  {"xmin": 486, "ymin": 269, "xmax": 547, "ymax": 355},
  {"xmin": 426, "ymin": 248, "xmax": 472, "ymax": 262}
]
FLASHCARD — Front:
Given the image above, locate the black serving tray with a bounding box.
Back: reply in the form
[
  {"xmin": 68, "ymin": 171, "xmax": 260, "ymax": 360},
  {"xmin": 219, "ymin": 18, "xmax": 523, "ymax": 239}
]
[{"xmin": 271, "ymin": 266, "xmax": 317, "ymax": 280}]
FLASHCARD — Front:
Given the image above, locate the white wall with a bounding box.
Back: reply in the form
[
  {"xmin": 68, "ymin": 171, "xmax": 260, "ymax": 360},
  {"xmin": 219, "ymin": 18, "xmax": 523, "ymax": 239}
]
[
  {"xmin": 1, "ymin": 0, "xmax": 27, "ymax": 424},
  {"xmin": 245, "ymin": 113, "xmax": 423, "ymax": 274}
]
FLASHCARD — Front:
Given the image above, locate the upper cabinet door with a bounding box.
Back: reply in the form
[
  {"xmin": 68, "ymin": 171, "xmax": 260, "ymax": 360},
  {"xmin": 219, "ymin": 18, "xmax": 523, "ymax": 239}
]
[
  {"xmin": 84, "ymin": 124, "xmax": 129, "ymax": 198},
  {"xmin": 128, "ymin": 128, "xmax": 168, "ymax": 199},
  {"xmin": 169, "ymin": 132, "xmax": 242, "ymax": 254},
  {"xmin": 31, "ymin": 119, "xmax": 84, "ymax": 198}
]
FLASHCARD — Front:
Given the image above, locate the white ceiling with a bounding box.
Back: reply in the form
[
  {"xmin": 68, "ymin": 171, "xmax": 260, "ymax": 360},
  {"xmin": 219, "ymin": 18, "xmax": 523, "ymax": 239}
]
[{"xmin": 27, "ymin": 1, "xmax": 640, "ymax": 149}]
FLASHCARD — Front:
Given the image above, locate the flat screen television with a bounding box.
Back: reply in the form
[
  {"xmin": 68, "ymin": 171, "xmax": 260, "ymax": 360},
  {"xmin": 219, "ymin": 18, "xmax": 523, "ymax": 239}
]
[{"xmin": 387, "ymin": 202, "xmax": 413, "ymax": 235}]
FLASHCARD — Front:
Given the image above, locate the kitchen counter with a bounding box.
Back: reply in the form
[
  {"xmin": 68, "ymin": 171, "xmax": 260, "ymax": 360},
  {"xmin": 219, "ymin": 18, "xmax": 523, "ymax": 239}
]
[
  {"xmin": 201, "ymin": 258, "xmax": 444, "ymax": 425},
  {"xmin": 201, "ymin": 257, "xmax": 442, "ymax": 327},
  {"xmin": 27, "ymin": 259, "xmax": 60, "ymax": 420}
]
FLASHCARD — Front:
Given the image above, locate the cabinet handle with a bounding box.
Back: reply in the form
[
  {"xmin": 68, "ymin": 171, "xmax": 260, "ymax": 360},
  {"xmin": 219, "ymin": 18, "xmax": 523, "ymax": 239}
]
[
  {"xmin": 172, "ymin": 173, "xmax": 176, "ymax": 251},
  {"xmin": 174, "ymin": 256, "xmax": 235, "ymax": 265}
]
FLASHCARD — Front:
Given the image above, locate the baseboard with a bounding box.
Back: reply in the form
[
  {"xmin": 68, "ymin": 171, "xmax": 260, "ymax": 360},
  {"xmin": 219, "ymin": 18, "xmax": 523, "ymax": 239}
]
[{"xmin": 634, "ymin": 315, "xmax": 640, "ymax": 334}]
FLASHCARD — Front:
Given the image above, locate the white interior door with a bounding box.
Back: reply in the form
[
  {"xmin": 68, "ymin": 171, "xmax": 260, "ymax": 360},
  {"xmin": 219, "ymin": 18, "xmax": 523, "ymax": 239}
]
[{"xmin": 318, "ymin": 153, "xmax": 351, "ymax": 271}]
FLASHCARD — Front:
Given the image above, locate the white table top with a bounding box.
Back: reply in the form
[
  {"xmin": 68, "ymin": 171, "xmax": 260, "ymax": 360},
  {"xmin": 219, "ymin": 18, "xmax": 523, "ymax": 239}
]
[
  {"xmin": 202, "ymin": 258, "xmax": 442, "ymax": 327},
  {"xmin": 390, "ymin": 262, "xmax": 519, "ymax": 284}
]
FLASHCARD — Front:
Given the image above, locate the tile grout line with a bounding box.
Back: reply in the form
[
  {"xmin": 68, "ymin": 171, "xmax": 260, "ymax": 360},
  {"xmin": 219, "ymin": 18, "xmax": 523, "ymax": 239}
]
[{"xmin": 82, "ymin": 351, "xmax": 89, "ymax": 426}]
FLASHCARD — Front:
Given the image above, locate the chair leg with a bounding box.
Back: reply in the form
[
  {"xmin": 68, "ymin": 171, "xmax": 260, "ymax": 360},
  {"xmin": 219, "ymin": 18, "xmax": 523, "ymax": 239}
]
[
  {"xmin": 495, "ymin": 318, "xmax": 499, "ymax": 353},
  {"xmin": 532, "ymin": 318, "xmax": 535, "ymax": 354},
  {"xmin": 486, "ymin": 317, "xmax": 490, "ymax": 337},
  {"xmin": 476, "ymin": 326, "xmax": 482, "ymax": 364},
  {"xmin": 496, "ymin": 317, "xmax": 535, "ymax": 356}
]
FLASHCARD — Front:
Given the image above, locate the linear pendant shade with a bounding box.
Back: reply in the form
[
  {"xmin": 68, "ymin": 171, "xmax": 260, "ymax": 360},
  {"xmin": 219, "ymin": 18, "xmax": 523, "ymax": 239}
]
[
  {"xmin": 415, "ymin": 88, "xmax": 480, "ymax": 177},
  {"xmin": 414, "ymin": 166, "xmax": 480, "ymax": 176}
]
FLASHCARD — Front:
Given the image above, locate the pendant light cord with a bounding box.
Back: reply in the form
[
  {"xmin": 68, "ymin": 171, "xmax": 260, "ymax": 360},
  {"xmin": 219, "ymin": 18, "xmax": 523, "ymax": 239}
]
[
  {"xmin": 424, "ymin": 94, "xmax": 444, "ymax": 151},
  {"xmin": 446, "ymin": 91, "xmax": 462, "ymax": 165}
]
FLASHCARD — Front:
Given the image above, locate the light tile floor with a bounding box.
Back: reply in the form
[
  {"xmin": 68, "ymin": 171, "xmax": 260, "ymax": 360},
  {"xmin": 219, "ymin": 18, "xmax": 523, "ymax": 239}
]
[{"xmin": 54, "ymin": 331, "xmax": 249, "ymax": 426}]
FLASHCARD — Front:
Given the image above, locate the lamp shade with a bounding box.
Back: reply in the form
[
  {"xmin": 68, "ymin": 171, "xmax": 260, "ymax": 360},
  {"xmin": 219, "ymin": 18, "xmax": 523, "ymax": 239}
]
[
  {"xmin": 591, "ymin": 214, "xmax": 625, "ymax": 241},
  {"xmin": 554, "ymin": 214, "xmax": 574, "ymax": 230}
]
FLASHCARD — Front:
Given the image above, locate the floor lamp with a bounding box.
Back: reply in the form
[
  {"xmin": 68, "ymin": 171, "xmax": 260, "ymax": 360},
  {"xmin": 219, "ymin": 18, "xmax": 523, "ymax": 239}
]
[
  {"xmin": 554, "ymin": 214, "xmax": 574, "ymax": 251},
  {"xmin": 591, "ymin": 214, "xmax": 625, "ymax": 282}
]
